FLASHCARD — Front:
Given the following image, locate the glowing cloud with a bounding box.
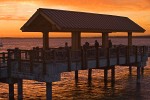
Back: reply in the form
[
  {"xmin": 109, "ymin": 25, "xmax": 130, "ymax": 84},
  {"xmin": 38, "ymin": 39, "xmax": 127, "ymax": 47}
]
[{"xmin": 0, "ymin": 0, "xmax": 150, "ymax": 37}]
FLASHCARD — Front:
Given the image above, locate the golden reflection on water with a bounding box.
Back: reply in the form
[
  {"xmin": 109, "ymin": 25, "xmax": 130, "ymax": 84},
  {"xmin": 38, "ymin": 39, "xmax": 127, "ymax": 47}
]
[{"xmin": 0, "ymin": 65, "xmax": 150, "ymax": 99}]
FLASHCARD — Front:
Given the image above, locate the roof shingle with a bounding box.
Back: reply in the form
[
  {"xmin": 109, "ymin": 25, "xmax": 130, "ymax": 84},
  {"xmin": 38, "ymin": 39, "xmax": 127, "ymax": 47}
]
[{"xmin": 21, "ymin": 8, "xmax": 145, "ymax": 33}]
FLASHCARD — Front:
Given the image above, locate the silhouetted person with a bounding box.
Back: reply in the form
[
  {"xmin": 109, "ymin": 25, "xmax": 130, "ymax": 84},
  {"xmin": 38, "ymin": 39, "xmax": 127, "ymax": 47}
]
[
  {"xmin": 109, "ymin": 40, "xmax": 112, "ymax": 48},
  {"xmin": 65, "ymin": 42, "xmax": 69, "ymax": 49},
  {"xmin": 64, "ymin": 42, "xmax": 69, "ymax": 57},
  {"xmin": 83, "ymin": 42, "xmax": 90, "ymax": 51},
  {"xmin": 94, "ymin": 40, "xmax": 99, "ymax": 48}
]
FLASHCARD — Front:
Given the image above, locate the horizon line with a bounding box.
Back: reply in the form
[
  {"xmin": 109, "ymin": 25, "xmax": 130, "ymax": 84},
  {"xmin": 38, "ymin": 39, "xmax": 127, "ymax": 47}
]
[{"xmin": 1, "ymin": 35, "xmax": 150, "ymax": 39}]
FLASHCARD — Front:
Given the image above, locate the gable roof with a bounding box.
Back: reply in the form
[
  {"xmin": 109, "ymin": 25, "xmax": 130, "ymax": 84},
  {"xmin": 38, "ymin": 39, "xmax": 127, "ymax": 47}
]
[{"xmin": 21, "ymin": 8, "xmax": 145, "ymax": 33}]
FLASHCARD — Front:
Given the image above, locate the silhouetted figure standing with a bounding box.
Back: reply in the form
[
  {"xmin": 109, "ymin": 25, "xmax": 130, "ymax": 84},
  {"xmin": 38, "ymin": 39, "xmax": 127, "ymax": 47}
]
[
  {"xmin": 64, "ymin": 42, "xmax": 69, "ymax": 56},
  {"xmin": 83, "ymin": 42, "xmax": 90, "ymax": 51},
  {"xmin": 94, "ymin": 40, "xmax": 99, "ymax": 48},
  {"xmin": 109, "ymin": 40, "xmax": 112, "ymax": 48},
  {"xmin": 65, "ymin": 42, "xmax": 69, "ymax": 50}
]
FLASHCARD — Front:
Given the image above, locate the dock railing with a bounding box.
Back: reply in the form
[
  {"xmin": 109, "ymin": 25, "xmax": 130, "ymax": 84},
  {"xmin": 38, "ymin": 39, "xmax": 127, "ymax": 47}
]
[
  {"xmin": 3, "ymin": 45, "xmax": 148, "ymax": 75},
  {"xmin": 0, "ymin": 52, "xmax": 8, "ymax": 68}
]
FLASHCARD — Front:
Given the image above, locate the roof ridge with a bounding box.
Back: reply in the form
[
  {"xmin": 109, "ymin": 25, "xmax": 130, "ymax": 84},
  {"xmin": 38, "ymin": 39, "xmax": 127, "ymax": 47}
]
[{"xmin": 38, "ymin": 8, "xmax": 127, "ymax": 18}]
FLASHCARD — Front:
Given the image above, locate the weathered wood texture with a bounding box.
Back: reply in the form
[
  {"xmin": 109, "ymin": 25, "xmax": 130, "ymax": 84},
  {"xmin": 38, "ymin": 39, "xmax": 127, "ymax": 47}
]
[{"xmin": 0, "ymin": 45, "xmax": 149, "ymax": 82}]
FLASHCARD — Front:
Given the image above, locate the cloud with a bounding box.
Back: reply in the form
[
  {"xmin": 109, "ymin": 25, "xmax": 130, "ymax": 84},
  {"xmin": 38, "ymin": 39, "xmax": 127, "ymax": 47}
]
[
  {"xmin": 0, "ymin": 0, "xmax": 150, "ymax": 21},
  {"xmin": 35, "ymin": 0, "xmax": 150, "ymax": 12},
  {"xmin": 0, "ymin": 1, "xmax": 38, "ymax": 20},
  {"xmin": 0, "ymin": 16, "xmax": 27, "ymax": 21}
]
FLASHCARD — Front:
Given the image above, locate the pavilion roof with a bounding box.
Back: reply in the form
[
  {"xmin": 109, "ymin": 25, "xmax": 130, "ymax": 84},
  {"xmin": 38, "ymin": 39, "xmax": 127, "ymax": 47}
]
[{"xmin": 21, "ymin": 8, "xmax": 145, "ymax": 33}]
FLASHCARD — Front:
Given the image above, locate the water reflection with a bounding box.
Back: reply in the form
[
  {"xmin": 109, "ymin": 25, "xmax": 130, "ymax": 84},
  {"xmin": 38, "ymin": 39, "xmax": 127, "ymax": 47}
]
[{"xmin": 0, "ymin": 64, "xmax": 150, "ymax": 100}]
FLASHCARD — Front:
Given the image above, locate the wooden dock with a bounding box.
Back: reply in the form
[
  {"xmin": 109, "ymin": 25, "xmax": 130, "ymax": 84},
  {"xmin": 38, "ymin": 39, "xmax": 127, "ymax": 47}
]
[{"xmin": 0, "ymin": 45, "xmax": 149, "ymax": 100}]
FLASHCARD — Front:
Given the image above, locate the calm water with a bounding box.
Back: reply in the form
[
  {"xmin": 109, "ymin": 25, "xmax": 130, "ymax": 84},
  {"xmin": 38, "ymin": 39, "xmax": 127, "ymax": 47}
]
[{"xmin": 0, "ymin": 38, "xmax": 150, "ymax": 100}]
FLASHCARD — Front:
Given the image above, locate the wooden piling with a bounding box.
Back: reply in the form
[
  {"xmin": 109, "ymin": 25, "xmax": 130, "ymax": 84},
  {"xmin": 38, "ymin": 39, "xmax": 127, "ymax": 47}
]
[
  {"xmin": 129, "ymin": 66, "xmax": 132, "ymax": 75},
  {"xmin": 71, "ymin": 32, "xmax": 81, "ymax": 82},
  {"xmin": 46, "ymin": 82, "xmax": 52, "ymax": 100},
  {"xmin": 104, "ymin": 68, "xmax": 108, "ymax": 84},
  {"xmin": 141, "ymin": 67, "xmax": 144, "ymax": 75},
  {"xmin": 9, "ymin": 83, "xmax": 14, "ymax": 100},
  {"xmin": 137, "ymin": 66, "xmax": 141, "ymax": 84},
  {"xmin": 75, "ymin": 70, "xmax": 78, "ymax": 82},
  {"xmin": 18, "ymin": 79, "xmax": 23, "ymax": 100},
  {"xmin": 111, "ymin": 66, "xmax": 115, "ymax": 84},
  {"xmin": 88, "ymin": 69, "xmax": 92, "ymax": 81}
]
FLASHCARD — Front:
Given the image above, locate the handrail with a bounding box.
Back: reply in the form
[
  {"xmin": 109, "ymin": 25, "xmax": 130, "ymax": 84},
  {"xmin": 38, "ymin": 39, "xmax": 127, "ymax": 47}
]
[
  {"xmin": 0, "ymin": 52, "xmax": 8, "ymax": 64},
  {"xmin": 6, "ymin": 45, "xmax": 149, "ymax": 62},
  {"xmin": 1, "ymin": 45, "xmax": 147, "ymax": 75}
]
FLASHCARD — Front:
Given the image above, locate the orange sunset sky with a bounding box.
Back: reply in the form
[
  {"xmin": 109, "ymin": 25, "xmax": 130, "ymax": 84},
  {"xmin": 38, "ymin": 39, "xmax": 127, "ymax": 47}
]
[{"xmin": 0, "ymin": 0, "xmax": 150, "ymax": 37}]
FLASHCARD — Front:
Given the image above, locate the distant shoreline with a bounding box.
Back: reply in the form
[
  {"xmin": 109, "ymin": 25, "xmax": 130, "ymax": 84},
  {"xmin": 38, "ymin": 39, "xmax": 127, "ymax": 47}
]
[{"xmin": 1, "ymin": 36, "xmax": 150, "ymax": 39}]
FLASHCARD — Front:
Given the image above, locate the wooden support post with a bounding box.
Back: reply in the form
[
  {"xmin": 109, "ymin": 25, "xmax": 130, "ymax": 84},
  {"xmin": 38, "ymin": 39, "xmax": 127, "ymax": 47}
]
[
  {"xmin": 126, "ymin": 46, "xmax": 129, "ymax": 64},
  {"xmin": 18, "ymin": 50, "xmax": 22, "ymax": 72},
  {"xmin": 137, "ymin": 66, "xmax": 141, "ymax": 84},
  {"xmin": 128, "ymin": 32, "xmax": 132, "ymax": 74},
  {"xmin": 67, "ymin": 50, "xmax": 71, "ymax": 71},
  {"xmin": 102, "ymin": 32, "xmax": 109, "ymax": 85},
  {"xmin": 88, "ymin": 69, "xmax": 92, "ymax": 81},
  {"xmin": 102, "ymin": 32, "xmax": 109, "ymax": 48},
  {"xmin": 96, "ymin": 47, "xmax": 99, "ymax": 68},
  {"xmin": 117, "ymin": 47, "xmax": 120, "ymax": 64},
  {"xmin": 42, "ymin": 31, "xmax": 49, "ymax": 75},
  {"xmin": 46, "ymin": 82, "xmax": 52, "ymax": 100},
  {"xmin": 104, "ymin": 68, "xmax": 108, "ymax": 84},
  {"xmin": 135, "ymin": 46, "xmax": 138, "ymax": 63},
  {"xmin": 141, "ymin": 67, "xmax": 144, "ymax": 75},
  {"xmin": 107, "ymin": 48, "xmax": 110, "ymax": 67},
  {"xmin": 29, "ymin": 50, "xmax": 33, "ymax": 73},
  {"xmin": 42, "ymin": 50, "xmax": 46, "ymax": 75},
  {"xmin": 111, "ymin": 66, "xmax": 115, "ymax": 84},
  {"xmin": 71, "ymin": 32, "xmax": 81, "ymax": 82},
  {"xmin": 14, "ymin": 48, "xmax": 21, "ymax": 72},
  {"xmin": 129, "ymin": 66, "xmax": 132, "ymax": 75},
  {"xmin": 71, "ymin": 32, "xmax": 81, "ymax": 50},
  {"xmin": 81, "ymin": 48, "xmax": 84, "ymax": 70},
  {"xmin": 7, "ymin": 50, "xmax": 11, "ymax": 77},
  {"xmin": 84, "ymin": 49, "xmax": 88, "ymax": 69},
  {"xmin": 9, "ymin": 84, "xmax": 14, "ymax": 100},
  {"xmin": 128, "ymin": 32, "xmax": 132, "ymax": 46},
  {"xmin": 43, "ymin": 31, "xmax": 49, "ymax": 50},
  {"xmin": 75, "ymin": 70, "xmax": 78, "ymax": 82},
  {"xmin": 18, "ymin": 79, "xmax": 23, "ymax": 100}
]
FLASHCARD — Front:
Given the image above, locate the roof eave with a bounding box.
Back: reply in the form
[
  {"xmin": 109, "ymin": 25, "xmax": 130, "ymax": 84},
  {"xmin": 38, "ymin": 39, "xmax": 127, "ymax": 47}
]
[
  {"xmin": 39, "ymin": 8, "xmax": 62, "ymax": 31},
  {"xmin": 20, "ymin": 10, "xmax": 40, "ymax": 31},
  {"xmin": 20, "ymin": 9, "xmax": 62, "ymax": 32}
]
